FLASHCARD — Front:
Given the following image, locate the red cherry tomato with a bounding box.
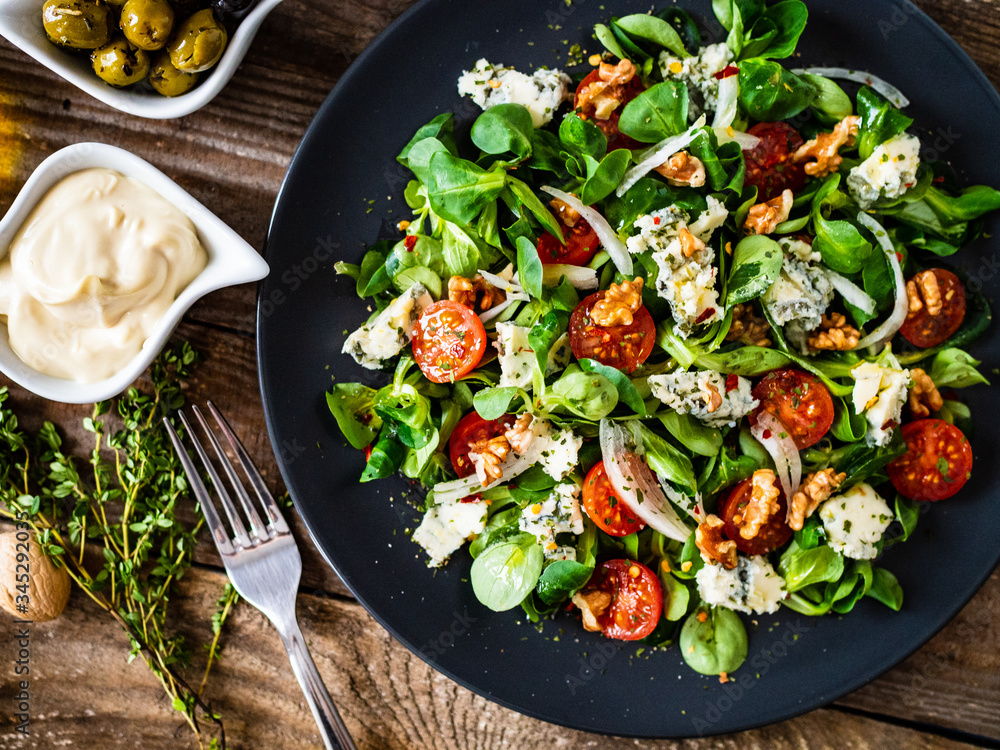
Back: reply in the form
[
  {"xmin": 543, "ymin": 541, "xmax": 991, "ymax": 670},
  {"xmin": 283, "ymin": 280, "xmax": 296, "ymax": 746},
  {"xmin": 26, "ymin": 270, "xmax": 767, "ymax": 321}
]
[
  {"xmin": 584, "ymin": 559, "xmax": 662, "ymax": 641},
  {"xmin": 743, "ymin": 122, "xmax": 808, "ymax": 202},
  {"xmin": 750, "ymin": 369, "xmax": 834, "ymax": 450},
  {"xmin": 719, "ymin": 478, "xmax": 793, "ymax": 556},
  {"xmin": 574, "ymin": 69, "xmax": 645, "ymax": 152},
  {"xmin": 582, "ymin": 461, "xmax": 646, "ymax": 537},
  {"xmin": 887, "ymin": 419, "xmax": 973, "ymax": 501},
  {"xmin": 411, "ymin": 301, "xmax": 487, "ymax": 384},
  {"xmin": 568, "ymin": 292, "xmax": 656, "ymax": 373},
  {"xmin": 899, "ymin": 269, "xmax": 966, "ymax": 348},
  {"xmin": 536, "ymin": 219, "xmax": 600, "ymax": 266},
  {"xmin": 448, "ymin": 412, "xmax": 515, "ymax": 478}
]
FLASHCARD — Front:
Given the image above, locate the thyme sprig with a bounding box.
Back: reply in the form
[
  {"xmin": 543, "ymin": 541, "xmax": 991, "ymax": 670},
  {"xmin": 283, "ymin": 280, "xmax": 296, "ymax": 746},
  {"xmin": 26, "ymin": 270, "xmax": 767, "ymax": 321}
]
[{"xmin": 0, "ymin": 343, "xmax": 237, "ymax": 749}]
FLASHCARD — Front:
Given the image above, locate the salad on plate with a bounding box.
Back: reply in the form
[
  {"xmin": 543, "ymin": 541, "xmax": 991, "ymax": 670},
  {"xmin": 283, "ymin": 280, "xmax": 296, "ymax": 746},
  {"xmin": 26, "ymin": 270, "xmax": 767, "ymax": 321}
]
[{"xmin": 328, "ymin": 0, "xmax": 1000, "ymax": 679}]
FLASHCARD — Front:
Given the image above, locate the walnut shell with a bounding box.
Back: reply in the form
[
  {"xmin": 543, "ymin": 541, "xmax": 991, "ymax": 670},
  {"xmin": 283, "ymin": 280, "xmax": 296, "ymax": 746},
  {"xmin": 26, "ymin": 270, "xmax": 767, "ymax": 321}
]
[{"xmin": 0, "ymin": 531, "xmax": 71, "ymax": 622}]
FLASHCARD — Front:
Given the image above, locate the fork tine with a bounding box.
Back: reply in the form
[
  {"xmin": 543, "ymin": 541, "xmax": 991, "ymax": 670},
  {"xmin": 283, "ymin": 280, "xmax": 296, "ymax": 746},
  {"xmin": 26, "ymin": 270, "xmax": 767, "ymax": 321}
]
[
  {"xmin": 192, "ymin": 405, "xmax": 269, "ymax": 543},
  {"xmin": 178, "ymin": 411, "xmax": 254, "ymax": 550},
  {"xmin": 207, "ymin": 400, "xmax": 290, "ymax": 535},
  {"xmin": 163, "ymin": 417, "xmax": 236, "ymax": 556}
]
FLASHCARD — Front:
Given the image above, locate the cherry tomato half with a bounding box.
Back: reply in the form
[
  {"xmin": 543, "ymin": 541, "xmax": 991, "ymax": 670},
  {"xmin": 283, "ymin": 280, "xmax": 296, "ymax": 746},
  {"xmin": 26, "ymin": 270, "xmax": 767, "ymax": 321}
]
[
  {"xmin": 750, "ymin": 369, "xmax": 834, "ymax": 450},
  {"xmin": 582, "ymin": 461, "xmax": 646, "ymax": 537},
  {"xmin": 719, "ymin": 478, "xmax": 793, "ymax": 556},
  {"xmin": 573, "ymin": 69, "xmax": 645, "ymax": 152},
  {"xmin": 568, "ymin": 292, "xmax": 656, "ymax": 373},
  {"xmin": 899, "ymin": 269, "xmax": 966, "ymax": 349},
  {"xmin": 448, "ymin": 412, "xmax": 515, "ymax": 478},
  {"xmin": 412, "ymin": 301, "xmax": 487, "ymax": 384},
  {"xmin": 887, "ymin": 418, "xmax": 973, "ymax": 501},
  {"xmin": 743, "ymin": 122, "xmax": 808, "ymax": 202},
  {"xmin": 536, "ymin": 219, "xmax": 600, "ymax": 266},
  {"xmin": 585, "ymin": 559, "xmax": 662, "ymax": 641}
]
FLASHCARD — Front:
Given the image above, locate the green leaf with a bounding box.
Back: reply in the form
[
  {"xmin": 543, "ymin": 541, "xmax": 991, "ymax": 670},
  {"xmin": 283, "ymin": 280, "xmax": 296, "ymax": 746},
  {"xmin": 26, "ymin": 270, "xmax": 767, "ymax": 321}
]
[
  {"xmin": 615, "ymin": 13, "xmax": 690, "ymax": 57},
  {"xmin": 928, "ymin": 348, "xmax": 990, "ymax": 389},
  {"xmin": 537, "ymin": 560, "xmax": 594, "ymax": 606},
  {"xmin": 856, "ymin": 86, "xmax": 913, "ymax": 160},
  {"xmin": 636, "ymin": 422, "xmax": 698, "ymax": 494},
  {"xmin": 680, "ymin": 607, "xmax": 748, "ymax": 675},
  {"xmin": 737, "ymin": 58, "xmax": 817, "ymax": 121},
  {"xmin": 755, "ymin": 0, "xmax": 808, "ymax": 60},
  {"xmin": 579, "ymin": 359, "xmax": 647, "ymax": 415},
  {"xmin": 473, "ymin": 387, "xmax": 522, "ymax": 420},
  {"xmin": 726, "ymin": 235, "xmax": 784, "ymax": 305},
  {"xmin": 426, "ymin": 152, "xmax": 506, "ymax": 225},
  {"xmin": 813, "ymin": 214, "xmax": 873, "ymax": 275},
  {"xmin": 659, "ymin": 570, "xmax": 691, "ymax": 621},
  {"xmin": 695, "ymin": 346, "xmax": 794, "ymax": 376},
  {"xmin": 393, "ymin": 265, "xmax": 442, "ymax": 300},
  {"xmin": 404, "ymin": 137, "xmax": 450, "ymax": 185},
  {"xmin": 471, "ymin": 103, "xmax": 534, "ymax": 158},
  {"xmin": 398, "ymin": 113, "xmax": 456, "ymax": 166},
  {"xmin": 471, "ymin": 536, "xmax": 545, "ymax": 611},
  {"xmin": 548, "ymin": 365, "xmax": 619, "ymax": 420},
  {"xmin": 581, "ymin": 149, "xmax": 632, "ymax": 205},
  {"xmin": 800, "ymin": 73, "xmax": 852, "ymax": 123},
  {"xmin": 619, "ymin": 81, "xmax": 689, "ymax": 143},
  {"xmin": 867, "ymin": 567, "xmax": 904, "ymax": 611},
  {"xmin": 894, "ymin": 494, "xmax": 920, "ymax": 544},
  {"xmin": 326, "ymin": 384, "xmax": 382, "ymax": 450},
  {"xmin": 516, "ymin": 235, "xmax": 544, "ymax": 300},
  {"xmin": 594, "ymin": 22, "xmax": 628, "ymax": 60},
  {"xmin": 506, "ymin": 177, "xmax": 565, "ymax": 242},
  {"xmin": 658, "ymin": 411, "xmax": 723, "ymax": 457},
  {"xmin": 830, "ymin": 396, "xmax": 867, "ymax": 443},
  {"xmin": 778, "ymin": 541, "xmax": 845, "ymax": 592},
  {"xmin": 558, "ymin": 113, "xmax": 607, "ymax": 160}
]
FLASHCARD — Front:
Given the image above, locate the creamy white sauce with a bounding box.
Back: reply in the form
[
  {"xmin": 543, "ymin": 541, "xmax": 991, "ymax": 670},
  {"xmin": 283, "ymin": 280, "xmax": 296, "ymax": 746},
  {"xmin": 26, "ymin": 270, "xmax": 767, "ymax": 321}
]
[{"xmin": 0, "ymin": 168, "xmax": 207, "ymax": 382}]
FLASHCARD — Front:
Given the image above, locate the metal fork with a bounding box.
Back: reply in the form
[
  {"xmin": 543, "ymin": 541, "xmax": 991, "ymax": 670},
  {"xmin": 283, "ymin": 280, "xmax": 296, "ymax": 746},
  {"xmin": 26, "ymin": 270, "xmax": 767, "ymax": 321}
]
[{"xmin": 164, "ymin": 402, "xmax": 356, "ymax": 750}]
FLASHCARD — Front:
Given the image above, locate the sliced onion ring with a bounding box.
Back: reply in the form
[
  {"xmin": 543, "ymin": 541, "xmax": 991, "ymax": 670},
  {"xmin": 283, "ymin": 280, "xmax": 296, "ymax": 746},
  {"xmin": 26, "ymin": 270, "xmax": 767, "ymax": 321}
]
[
  {"xmin": 540, "ymin": 187, "xmax": 632, "ymax": 276},
  {"xmin": 712, "ymin": 74, "xmax": 739, "ymax": 130},
  {"xmin": 599, "ymin": 419, "xmax": 693, "ymax": 542},
  {"xmin": 820, "ymin": 268, "xmax": 876, "ymax": 314},
  {"xmin": 712, "ymin": 127, "xmax": 761, "ymax": 150},
  {"xmin": 542, "ymin": 264, "xmax": 599, "ymax": 290},
  {"xmin": 615, "ymin": 114, "xmax": 708, "ymax": 198},
  {"xmin": 855, "ymin": 212, "xmax": 908, "ymax": 350},
  {"xmin": 791, "ymin": 67, "xmax": 910, "ymax": 108},
  {"xmin": 749, "ymin": 410, "xmax": 801, "ymax": 501}
]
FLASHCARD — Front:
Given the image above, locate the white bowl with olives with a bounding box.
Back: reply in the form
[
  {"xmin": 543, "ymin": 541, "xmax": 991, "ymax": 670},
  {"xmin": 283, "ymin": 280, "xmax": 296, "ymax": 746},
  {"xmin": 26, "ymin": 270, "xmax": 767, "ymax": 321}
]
[{"xmin": 0, "ymin": 0, "xmax": 282, "ymax": 118}]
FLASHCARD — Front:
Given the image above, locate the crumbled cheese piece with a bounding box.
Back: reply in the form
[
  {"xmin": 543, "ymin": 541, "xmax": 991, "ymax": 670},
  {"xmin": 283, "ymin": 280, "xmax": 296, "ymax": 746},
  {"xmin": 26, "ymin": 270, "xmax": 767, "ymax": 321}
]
[
  {"xmin": 343, "ymin": 283, "xmax": 432, "ymax": 369},
  {"xmin": 457, "ymin": 58, "xmax": 572, "ymax": 128},
  {"xmin": 519, "ymin": 482, "xmax": 584, "ymax": 550},
  {"xmin": 847, "ymin": 133, "xmax": 921, "ymax": 209},
  {"xmin": 851, "ymin": 362, "xmax": 910, "ymax": 447},
  {"xmin": 763, "ymin": 239, "xmax": 834, "ymax": 333},
  {"xmin": 495, "ymin": 323, "xmax": 571, "ymax": 389},
  {"xmin": 687, "ymin": 196, "xmax": 729, "ymax": 243},
  {"xmin": 648, "ymin": 370, "xmax": 758, "ymax": 427},
  {"xmin": 659, "ymin": 44, "xmax": 734, "ymax": 121},
  {"xmin": 696, "ymin": 555, "xmax": 787, "ymax": 615},
  {"xmin": 819, "ymin": 482, "xmax": 893, "ymax": 560},
  {"xmin": 526, "ymin": 419, "xmax": 583, "ymax": 481},
  {"xmin": 412, "ymin": 496, "xmax": 488, "ymax": 567}
]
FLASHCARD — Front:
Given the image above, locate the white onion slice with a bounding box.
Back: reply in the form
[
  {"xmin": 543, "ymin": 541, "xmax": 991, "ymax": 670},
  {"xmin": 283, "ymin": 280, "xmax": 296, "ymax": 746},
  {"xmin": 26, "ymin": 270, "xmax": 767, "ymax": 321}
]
[
  {"xmin": 855, "ymin": 212, "xmax": 909, "ymax": 350},
  {"xmin": 478, "ymin": 297, "xmax": 517, "ymax": 324},
  {"xmin": 542, "ymin": 264, "xmax": 599, "ymax": 290},
  {"xmin": 712, "ymin": 127, "xmax": 761, "ymax": 150},
  {"xmin": 599, "ymin": 420, "xmax": 693, "ymax": 542},
  {"xmin": 477, "ymin": 268, "xmax": 528, "ymax": 300},
  {"xmin": 749, "ymin": 411, "xmax": 801, "ymax": 500},
  {"xmin": 791, "ymin": 67, "xmax": 910, "ymax": 108},
  {"xmin": 712, "ymin": 75, "xmax": 739, "ymax": 130},
  {"xmin": 615, "ymin": 114, "xmax": 708, "ymax": 198},
  {"xmin": 820, "ymin": 268, "xmax": 876, "ymax": 314},
  {"xmin": 431, "ymin": 453, "xmax": 535, "ymax": 504},
  {"xmin": 540, "ymin": 187, "xmax": 632, "ymax": 276}
]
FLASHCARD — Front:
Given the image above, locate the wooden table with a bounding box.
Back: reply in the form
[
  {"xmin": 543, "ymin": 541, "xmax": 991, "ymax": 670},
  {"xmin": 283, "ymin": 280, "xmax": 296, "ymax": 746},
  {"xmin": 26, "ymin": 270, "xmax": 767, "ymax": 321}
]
[{"xmin": 1, "ymin": 1, "xmax": 998, "ymax": 747}]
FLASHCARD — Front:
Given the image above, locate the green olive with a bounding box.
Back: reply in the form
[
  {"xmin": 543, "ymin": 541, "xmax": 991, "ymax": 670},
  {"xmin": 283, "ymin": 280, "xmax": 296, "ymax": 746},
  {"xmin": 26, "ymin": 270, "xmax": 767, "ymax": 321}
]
[
  {"xmin": 41, "ymin": 0, "xmax": 112, "ymax": 50},
  {"xmin": 148, "ymin": 51, "xmax": 199, "ymax": 96},
  {"xmin": 119, "ymin": 0, "xmax": 174, "ymax": 51},
  {"xmin": 91, "ymin": 36, "xmax": 150, "ymax": 87},
  {"xmin": 167, "ymin": 9, "xmax": 227, "ymax": 74}
]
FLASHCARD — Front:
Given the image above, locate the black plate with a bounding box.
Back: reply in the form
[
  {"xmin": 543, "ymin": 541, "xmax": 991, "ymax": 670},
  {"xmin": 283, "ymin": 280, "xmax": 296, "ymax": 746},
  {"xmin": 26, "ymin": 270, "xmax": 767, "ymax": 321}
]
[{"xmin": 259, "ymin": 0, "xmax": 1000, "ymax": 737}]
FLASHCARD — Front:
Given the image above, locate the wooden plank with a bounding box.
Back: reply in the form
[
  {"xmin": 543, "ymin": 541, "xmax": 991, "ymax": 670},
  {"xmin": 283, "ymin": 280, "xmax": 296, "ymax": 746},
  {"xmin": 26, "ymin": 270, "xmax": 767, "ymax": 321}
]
[{"xmin": 0, "ymin": 564, "xmax": 987, "ymax": 750}]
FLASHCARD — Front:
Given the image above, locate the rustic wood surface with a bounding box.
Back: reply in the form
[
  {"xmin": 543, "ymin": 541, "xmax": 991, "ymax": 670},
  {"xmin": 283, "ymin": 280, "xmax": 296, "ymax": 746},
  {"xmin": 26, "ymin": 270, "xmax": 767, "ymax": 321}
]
[{"xmin": 0, "ymin": 0, "xmax": 999, "ymax": 747}]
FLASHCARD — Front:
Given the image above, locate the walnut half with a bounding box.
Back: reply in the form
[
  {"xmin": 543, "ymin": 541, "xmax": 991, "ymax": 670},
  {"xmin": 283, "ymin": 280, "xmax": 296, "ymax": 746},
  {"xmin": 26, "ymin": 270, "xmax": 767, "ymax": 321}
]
[
  {"xmin": 906, "ymin": 270, "xmax": 943, "ymax": 317},
  {"xmin": 448, "ymin": 274, "xmax": 505, "ymax": 312},
  {"xmin": 735, "ymin": 469, "xmax": 781, "ymax": 541},
  {"xmin": 591, "ymin": 277, "xmax": 644, "ymax": 327},
  {"xmin": 726, "ymin": 303, "xmax": 771, "ymax": 347},
  {"xmin": 468, "ymin": 435, "xmax": 511, "ymax": 487},
  {"xmin": 572, "ymin": 589, "xmax": 613, "ymax": 632},
  {"xmin": 654, "ymin": 150, "xmax": 706, "ymax": 188},
  {"xmin": 789, "ymin": 468, "xmax": 845, "ymax": 531},
  {"xmin": 807, "ymin": 313, "xmax": 860, "ymax": 351},
  {"xmin": 792, "ymin": 115, "xmax": 860, "ymax": 177},
  {"xmin": 743, "ymin": 189, "xmax": 793, "ymax": 236},
  {"xmin": 696, "ymin": 514, "xmax": 738, "ymax": 569},
  {"xmin": 909, "ymin": 368, "xmax": 943, "ymax": 418}
]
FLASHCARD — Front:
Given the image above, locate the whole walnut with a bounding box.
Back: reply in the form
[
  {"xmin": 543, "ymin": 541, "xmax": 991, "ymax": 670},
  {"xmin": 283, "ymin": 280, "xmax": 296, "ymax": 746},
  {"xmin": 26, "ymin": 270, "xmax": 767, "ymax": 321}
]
[{"xmin": 0, "ymin": 531, "xmax": 71, "ymax": 622}]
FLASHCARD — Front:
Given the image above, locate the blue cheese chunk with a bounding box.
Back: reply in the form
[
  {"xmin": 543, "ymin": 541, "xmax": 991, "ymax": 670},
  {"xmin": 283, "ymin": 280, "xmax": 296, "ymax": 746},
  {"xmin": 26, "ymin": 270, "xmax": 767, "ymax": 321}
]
[
  {"xmin": 457, "ymin": 58, "xmax": 572, "ymax": 128},
  {"xmin": 847, "ymin": 133, "xmax": 921, "ymax": 208},
  {"xmin": 412, "ymin": 496, "xmax": 488, "ymax": 567},
  {"xmin": 763, "ymin": 238, "xmax": 834, "ymax": 332},
  {"xmin": 696, "ymin": 555, "xmax": 787, "ymax": 615},
  {"xmin": 687, "ymin": 196, "xmax": 729, "ymax": 243},
  {"xmin": 819, "ymin": 482, "xmax": 893, "ymax": 560},
  {"xmin": 495, "ymin": 323, "xmax": 571, "ymax": 389},
  {"xmin": 526, "ymin": 420, "xmax": 583, "ymax": 481},
  {"xmin": 648, "ymin": 369, "xmax": 758, "ymax": 427},
  {"xmin": 851, "ymin": 362, "xmax": 910, "ymax": 446},
  {"xmin": 342, "ymin": 283, "xmax": 433, "ymax": 369},
  {"xmin": 659, "ymin": 43, "xmax": 734, "ymax": 121},
  {"xmin": 519, "ymin": 482, "xmax": 584, "ymax": 555}
]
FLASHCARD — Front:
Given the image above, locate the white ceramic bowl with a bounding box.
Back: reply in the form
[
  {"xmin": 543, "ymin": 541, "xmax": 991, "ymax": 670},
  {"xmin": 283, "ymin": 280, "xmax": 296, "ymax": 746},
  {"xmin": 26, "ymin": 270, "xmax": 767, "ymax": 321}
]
[
  {"xmin": 0, "ymin": 142, "xmax": 270, "ymax": 403},
  {"xmin": 0, "ymin": 0, "xmax": 283, "ymax": 119}
]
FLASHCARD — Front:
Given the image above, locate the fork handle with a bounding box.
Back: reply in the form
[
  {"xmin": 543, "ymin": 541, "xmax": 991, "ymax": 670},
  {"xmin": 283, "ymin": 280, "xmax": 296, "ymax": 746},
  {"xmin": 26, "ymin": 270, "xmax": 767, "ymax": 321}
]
[{"xmin": 278, "ymin": 620, "xmax": 357, "ymax": 750}]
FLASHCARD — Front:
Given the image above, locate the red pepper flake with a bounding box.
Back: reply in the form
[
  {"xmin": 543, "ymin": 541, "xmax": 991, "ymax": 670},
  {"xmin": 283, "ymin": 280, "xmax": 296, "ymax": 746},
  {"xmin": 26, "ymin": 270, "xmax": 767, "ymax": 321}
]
[
  {"xmin": 460, "ymin": 493, "xmax": 483, "ymax": 504},
  {"xmin": 725, "ymin": 373, "xmax": 739, "ymax": 393},
  {"xmin": 695, "ymin": 307, "xmax": 716, "ymax": 324},
  {"xmin": 763, "ymin": 429, "xmax": 772, "ymax": 440},
  {"xmin": 896, "ymin": 251, "xmax": 903, "ymax": 262},
  {"xmin": 363, "ymin": 445, "xmax": 373, "ymax": 462},
  {"xmin": 713, "ymin": 65, "xmax": 739, "ymax": 80},
  {"xmin": 933, "ymin": 175, "xmax": 946, "ymax": 184},
  {"xmin": 404, "ymin": 235, "xmax": 418, "ymax": 252},
  {"xmin": 653, "ymin": 216, "xmax": 661, "ymax": 225},
  {"xmin": 882, "ymin": 419, "xmax": 898, "ymax": 431}
]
